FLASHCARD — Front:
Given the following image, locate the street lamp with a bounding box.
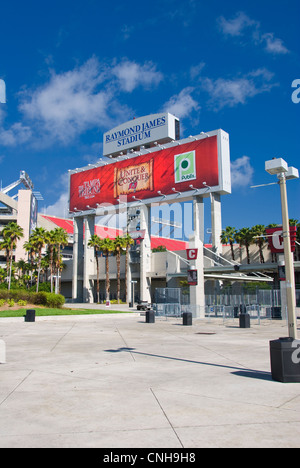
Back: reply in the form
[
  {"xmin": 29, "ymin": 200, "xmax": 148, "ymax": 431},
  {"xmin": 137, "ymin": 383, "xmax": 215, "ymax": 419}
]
[
  {"xmin": 265, "ymin": 158, "xmax": 300, "ymax": 382},
  {"xmin": 265, "ymin": 158, "xmax": 298, "ymax": 339}
]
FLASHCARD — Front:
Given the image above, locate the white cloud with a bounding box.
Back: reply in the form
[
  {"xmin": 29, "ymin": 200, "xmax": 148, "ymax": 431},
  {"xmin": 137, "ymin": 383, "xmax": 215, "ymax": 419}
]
[
  {"xmin": 162, "ymin": 87, "xmax": 199, "ymax": 118},
  {"xmin": 217, "ymin": 12, "xmax": 289, "ymax": 55},
  {"xmin": 201, "ymin": 68, "xmax": 276, "ymax": 109},
  {"xmin": 44, "ymin": 191, "xmax": 69, "ymax": 218},
  {"xmin": 262, "ymin": 33, "xmax": 289, "ymax": 55},
  {"xmin": 0, "ymin": 122, "xmax": 32, "ymax": 146},
  {"xmin": 19, "ymin": 57, "xmax": 117, "ymax": 144},
  {"xmin": 231, "ymin": 156, "xmax": 254, "ymax": 187},
  {"xmin": 0, "ymin": 57, "xmax": 164, "ymax": 147},
  {"xmin": 111, "ymin": 60, "xmax": 163, "ymax": 92},
  {"xmin": 217, "ymin": 12, "xmax": 257, "ymax": 37}
]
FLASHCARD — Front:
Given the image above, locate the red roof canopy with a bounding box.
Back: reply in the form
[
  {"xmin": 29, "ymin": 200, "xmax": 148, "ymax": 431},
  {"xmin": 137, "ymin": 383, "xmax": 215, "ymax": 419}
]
[{"xmin": 41, "ymin": 215, "xmax": 189, "ymax": 252}]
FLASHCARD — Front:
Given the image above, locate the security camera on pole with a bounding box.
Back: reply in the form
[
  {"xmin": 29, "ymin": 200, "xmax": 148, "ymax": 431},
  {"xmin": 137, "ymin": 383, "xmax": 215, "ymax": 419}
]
[{"xmin": 265, "ymin": 158, "xmax": 300, "ymax": 382}]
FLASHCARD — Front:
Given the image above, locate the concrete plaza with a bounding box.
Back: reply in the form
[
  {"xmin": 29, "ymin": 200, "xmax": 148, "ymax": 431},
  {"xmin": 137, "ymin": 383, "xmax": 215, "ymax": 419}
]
[{"xmin": 0, "ymin": 309, "xmax": 300, "ymax": 448}]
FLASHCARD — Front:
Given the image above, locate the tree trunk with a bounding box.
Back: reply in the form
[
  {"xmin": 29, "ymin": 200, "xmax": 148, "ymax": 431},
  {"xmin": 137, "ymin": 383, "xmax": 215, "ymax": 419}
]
[
  {"xmin": 96, "ymin": 256, "xmax": 100, "ymax": 303},
  {"xmin": 105, "ymin": 255, "xmax": 110, "ymax": 301},
  {"xmin": 116, "ymin": 251, "xmax": 120, "ymax": 304},
  {"xmin": 230, "ymin": 242, "xmax": 235, "ymax": 261}
]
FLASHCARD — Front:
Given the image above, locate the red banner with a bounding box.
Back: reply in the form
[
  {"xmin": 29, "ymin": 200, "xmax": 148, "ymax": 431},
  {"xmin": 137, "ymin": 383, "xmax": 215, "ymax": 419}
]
[
  {"xmin": 69, "ymin": 137, "xmax": 219, "ymax": 211},
  {"xmin": 266, "ymin": 226, "xmax": 297, "ymax": 253}
]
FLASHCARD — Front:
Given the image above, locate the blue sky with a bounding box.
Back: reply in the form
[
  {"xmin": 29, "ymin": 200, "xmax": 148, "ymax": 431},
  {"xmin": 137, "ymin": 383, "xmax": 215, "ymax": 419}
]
[{"xmin": 0, "ymin": 0, "xmax": 299, "ymax": 240}]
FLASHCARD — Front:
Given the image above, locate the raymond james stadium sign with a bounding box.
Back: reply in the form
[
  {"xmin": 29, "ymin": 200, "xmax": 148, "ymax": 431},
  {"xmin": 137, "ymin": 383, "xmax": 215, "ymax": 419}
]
[{"xmin": 103, "ymin": 113, "xmax": 180, "ymax": 157}]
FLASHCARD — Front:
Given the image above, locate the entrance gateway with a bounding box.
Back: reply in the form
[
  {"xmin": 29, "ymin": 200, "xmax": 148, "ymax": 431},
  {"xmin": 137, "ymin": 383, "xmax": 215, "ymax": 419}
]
[{"xmin": 68, "ymin": 112, "xmax": 232, "ymax": 312}]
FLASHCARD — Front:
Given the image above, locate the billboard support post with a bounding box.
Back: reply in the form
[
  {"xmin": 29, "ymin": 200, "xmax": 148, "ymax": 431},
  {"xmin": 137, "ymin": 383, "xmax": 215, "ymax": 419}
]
[
  {"xmin": 83, "ymin": 215, "xmax": 95, "ymax": 303},
  {"xmin": 189, "ymin": 196, "xmax": 205, "ymax": 317},
  {"xmin": 140, "ymin": 204, "xmax": 152, "ymax": 303},
  {"xmin": 72, "ymin": 217, "xmax": 84, "ymax": 302},
  {"xmin": 211, "ymin": 193, "xmax": 222, "ymax": 255}
]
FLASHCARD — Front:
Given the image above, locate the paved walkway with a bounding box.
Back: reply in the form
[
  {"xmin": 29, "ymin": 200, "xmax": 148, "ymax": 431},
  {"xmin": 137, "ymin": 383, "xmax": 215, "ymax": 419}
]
[{"xmin": 0, "ymin": 312, "xmax": 299, "ymax": 448}]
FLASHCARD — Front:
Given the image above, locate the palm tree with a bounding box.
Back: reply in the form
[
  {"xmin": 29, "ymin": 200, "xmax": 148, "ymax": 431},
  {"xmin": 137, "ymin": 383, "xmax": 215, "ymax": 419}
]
[
  {"xmin": 251, "ymin": 225, "xmax": 266, "ymax": 263},
  {"xmin": 99, "ymin": 237, "xmax": 114, "ymax": 302},
  {"xmin": 1, "ymin": 222, "xmax": 24, "ymax": 290},
  {"xmin": 235, "ymin": 227, "xmax": 254, "ymax": 264},
  {"xmin": 113, "ymin": 236, "xmax": 127, "ymax": 303},
  {"xmin": 0, "ymin": 237, "xmax": 10, "ymax": 282},
  {"xmin": 220, "ymin": 226, "xmax": 237, "ymax": 261},
  {"xmin": 88, "ymin": 234, "xmax": 102, "ymax": 303},
  {"xmin": 53, "ymin": 228, "xmax": 68, "ymax": 293},
  {"xmin": 23, "ymin": 239, "xmax": 36, "ymax": 288},
  {"xmin": 45, "ymin": 230, "xmax": 58, "ymax": 293},
  {"xmin": 30, "ymin": 227, "xmax": 47, "ymax": 292},
  {"xmin": 122, "ymin": 233, "xmax": 134, "ymax": 303}
]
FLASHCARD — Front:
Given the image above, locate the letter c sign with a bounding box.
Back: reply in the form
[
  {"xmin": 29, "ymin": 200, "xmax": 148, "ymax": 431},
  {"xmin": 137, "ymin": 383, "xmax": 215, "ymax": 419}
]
[{"xmin": 187, "ymin": 249, "xmax": 198, "ymax": 260}]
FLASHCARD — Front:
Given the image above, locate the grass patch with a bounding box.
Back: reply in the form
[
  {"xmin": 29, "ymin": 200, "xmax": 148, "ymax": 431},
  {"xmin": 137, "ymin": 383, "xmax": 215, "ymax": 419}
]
[{"xmin": 0, "ymin": 308, "xmax": 132, "ymax": 318}]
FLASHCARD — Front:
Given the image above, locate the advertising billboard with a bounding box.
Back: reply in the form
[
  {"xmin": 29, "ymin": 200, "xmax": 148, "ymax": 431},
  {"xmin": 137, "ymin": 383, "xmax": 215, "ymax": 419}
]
[{"xmin": 69, "ymin": 129, "xmax": 231, "ymax": 213}]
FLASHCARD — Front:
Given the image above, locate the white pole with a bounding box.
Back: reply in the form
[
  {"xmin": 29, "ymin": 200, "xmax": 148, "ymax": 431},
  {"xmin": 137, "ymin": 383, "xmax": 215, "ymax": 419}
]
[{"xmin": 278, "ymin": 173, "xmax": 297, "ymax": 339}]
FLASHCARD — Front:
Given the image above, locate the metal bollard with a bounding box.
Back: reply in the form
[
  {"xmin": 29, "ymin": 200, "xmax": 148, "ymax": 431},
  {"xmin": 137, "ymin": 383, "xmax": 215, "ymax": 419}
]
[
  {"xmin": 24, "ymin": 309, "xmax": 36, "ymax": 322},
  {"xmin": 239, "ymin": 312, "xmax": 250, "ymax": 328},
  {"xmin": 183, "ymin": 312, "xmax": 193, "ymax": 326},
  {"xmin": 146, "ymin": 310, "xmax": 155, "ymax": 323}
]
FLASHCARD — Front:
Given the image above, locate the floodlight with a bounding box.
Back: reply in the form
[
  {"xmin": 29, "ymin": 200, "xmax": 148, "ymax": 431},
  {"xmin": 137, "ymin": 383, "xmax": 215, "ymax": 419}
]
[
  {"xmin": 172, "ymin": 187, "xmax": 181, "ymax": 195},
  {"xmin": 265, "ymin": 158, "xmax": 288, "ymax": 175},
  {"xmin": 285, "ymin": 166, "xmax": 299, "ymax": 180}
]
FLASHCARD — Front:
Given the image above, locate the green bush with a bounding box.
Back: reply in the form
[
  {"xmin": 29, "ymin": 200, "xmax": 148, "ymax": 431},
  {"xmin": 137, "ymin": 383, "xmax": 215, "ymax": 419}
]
[
  {"xmin": 0, "ymin": 289, "xmax": 65, "ymax": 308},
  {"xmin": 29, "ymin": 282, "xmax": 51, "ymax": 292},
  {"xmin": 30, "ymin": 291, "xmax": 48, "ymax": 305},
  {"xmin": 0, "ymin": 290, "xmax": 9, "ymax": 300},
  {"xmin": 17, "ymin": 300, "xmax": 27, "ymax": 306},
  {"xmin": 45, "ymin": 293, "xmax": 65, "ymax": 308},
  {"xmin": 8, "ymin": 289, "xmax": 30, "ymax": 302}
]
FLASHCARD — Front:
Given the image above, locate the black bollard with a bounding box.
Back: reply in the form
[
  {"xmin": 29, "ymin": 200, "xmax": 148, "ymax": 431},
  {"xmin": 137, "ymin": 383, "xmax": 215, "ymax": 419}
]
[
  {"xmin": 146, "ymin": 310, "xmax": 155, "ymax": 323},
  {"xmin": 183, "ymin": 312, "xmax": 193, "ymax": 326},
  {"xmin": 270, "ymin": 338, "xmax": 300, "ymax": 383},
  {"xmin": 24, "ymin": 309, "xmax": 36, "ymax": 322},
  {"xmin": 239, "ymin": 305, "xmax": 250, "ymax": 329}
]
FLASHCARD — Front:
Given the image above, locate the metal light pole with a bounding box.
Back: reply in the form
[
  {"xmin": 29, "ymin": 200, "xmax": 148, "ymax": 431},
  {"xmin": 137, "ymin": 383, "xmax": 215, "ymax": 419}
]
[
  {"xmin": 265, "ymin": 158, "xmax": 298, "ymax": 339},
  {"xmin": 265, "ymin": 158, "xmax": 300, "ymax": 382},
  {"xmin": 278, "ymin": 171, "xmax": 297, "ymax": 339}
]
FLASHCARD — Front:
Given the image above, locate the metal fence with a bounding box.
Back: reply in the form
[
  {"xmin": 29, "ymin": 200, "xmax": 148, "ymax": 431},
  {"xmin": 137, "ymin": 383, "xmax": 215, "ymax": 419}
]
[{"xmin": 153, "ymin": 287, "xmax": 288, "ymax": 322}]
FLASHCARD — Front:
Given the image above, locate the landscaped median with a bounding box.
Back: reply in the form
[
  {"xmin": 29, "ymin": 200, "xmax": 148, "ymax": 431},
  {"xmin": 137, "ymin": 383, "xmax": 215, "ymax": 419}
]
[
  {"xmin": 0, "ymin": 289, "xmax": 132, "ymax": 317},
  {"xmin": 0, "ymin": 308, "xmax": 133, "ymax": 317}
]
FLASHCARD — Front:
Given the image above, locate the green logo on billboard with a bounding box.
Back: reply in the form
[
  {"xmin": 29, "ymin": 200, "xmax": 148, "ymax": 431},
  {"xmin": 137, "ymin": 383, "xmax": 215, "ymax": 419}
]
[{"xmin": 174, "ymin": 151, "xmax": 196, "ymax": 183}]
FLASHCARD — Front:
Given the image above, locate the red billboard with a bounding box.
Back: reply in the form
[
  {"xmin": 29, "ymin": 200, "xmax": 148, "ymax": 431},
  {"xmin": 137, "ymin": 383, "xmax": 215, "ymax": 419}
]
[{"xmin": 69, "ymin": 136, "xmax": 221, "ymax": 212}]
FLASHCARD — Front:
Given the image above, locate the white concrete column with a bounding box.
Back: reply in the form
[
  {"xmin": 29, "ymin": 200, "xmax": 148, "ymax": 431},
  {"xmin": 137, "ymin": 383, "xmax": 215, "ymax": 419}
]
[
  {"xmin": 83, "ymin": 215, "xmax": 95, "ymax": 303},
  {"xmin": 126, "ymin": 254, "xmax": 132, "ymax": 304},
  {"xmin": 189, "ymin": 196, "xmax": 205, "ymax": 317},
  {"xmin": 15, "ymin": 190, "xmax": 33, "ymax": 262},
  {"xmin": 211, "ymin": 193, "xmax": 222, "ymax": 255},
  {"xmin": 72, "ymin": 216, "xmax": 84, "ymax": 302},
  {"xmin": 140, "ymin": 203, "xmax": 152, "ymax": 303}
]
